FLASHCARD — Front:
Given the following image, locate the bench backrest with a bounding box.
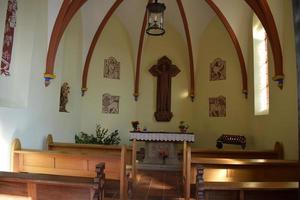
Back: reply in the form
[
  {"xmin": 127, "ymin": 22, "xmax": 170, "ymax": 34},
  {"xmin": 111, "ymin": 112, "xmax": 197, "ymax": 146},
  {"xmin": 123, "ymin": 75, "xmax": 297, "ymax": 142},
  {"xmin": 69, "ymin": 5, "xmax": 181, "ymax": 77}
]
[
  {"xmin": 11, "ymin": 138, "xmax": 127, "ymax": 200},
  {"xmin": 191, "ymin": 141, "xmax": 283, "ymax": 159},
  {"xmin": 184, "ymin": 146, "xmax": 299, "ymax": 200},
  {"xmin": 46, "ymin": 134, "xmax": 132, "ymax": 165},
  {"xmin": 194, "ymin": 166, "xmax": 298, "ymax": 200},
  {"xmin": 0, "ymin": 163, "xmax": 105, "ymax": 200}
]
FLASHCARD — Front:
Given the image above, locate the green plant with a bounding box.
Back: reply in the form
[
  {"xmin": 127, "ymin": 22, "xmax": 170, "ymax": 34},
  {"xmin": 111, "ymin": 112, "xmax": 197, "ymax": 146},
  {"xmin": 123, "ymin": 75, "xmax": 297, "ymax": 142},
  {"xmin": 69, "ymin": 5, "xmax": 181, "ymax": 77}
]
[
  {"xmin": 178, "ymin": 121, "xmax": 189, "ymax": 130},
  {"xmin": 75, "ymin": 124, "xmax": 120, "ymax": 145}
]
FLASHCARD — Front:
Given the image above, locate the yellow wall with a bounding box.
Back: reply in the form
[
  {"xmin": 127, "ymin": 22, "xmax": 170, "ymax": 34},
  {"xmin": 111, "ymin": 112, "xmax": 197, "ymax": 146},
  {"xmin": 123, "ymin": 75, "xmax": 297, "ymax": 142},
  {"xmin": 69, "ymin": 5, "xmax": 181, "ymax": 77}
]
[
  {"xmin": 193, "ymin": 18, "xmax": 249, "ymax": 148},
  {"xmin": 79, "ymin": 1, "xmax": 298, "ymax": 159},
  {"xmin": 248, "ymin": 0, "xmax": 298, "ymax": 159},
  {"xmin": 80, "ymin": 16, "xmax": 135, "ymax": 143},
  {"xmin": 192, "ymin": 0, "xmax": 298, "ymax": 159},
  {"xmin": 80, "ymin": 18, "xmax": 194, "ymax": 143},
  {"xmin": 0, "ymin": 0, "xmax": 296, "ymax": 171},
  {"xmin": 136, "ymin": 23, "xmax": 194, "ymax": 133}
]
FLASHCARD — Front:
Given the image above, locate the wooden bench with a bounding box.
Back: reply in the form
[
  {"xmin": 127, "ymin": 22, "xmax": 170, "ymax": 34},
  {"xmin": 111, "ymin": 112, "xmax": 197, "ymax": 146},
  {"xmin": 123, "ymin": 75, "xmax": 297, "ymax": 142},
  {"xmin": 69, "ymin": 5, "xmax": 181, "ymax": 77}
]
[
  {"xmin": 190, "ymin": 141, "xmax": 283, "ymax": 159},
  {"xmin": 46, "ymin": 134, "xmax": 135, "ymax": 181},
  {"xmin": 12, "ymin": 138, "xmax": 129, "ymax": 200},
  {"xmin": 193, "ymin": 165, "xmax": 298, "ymax": 200},
  {"xmin": 184, "ymin": 146, "xmax": 299, "ymax": 200},
  {"xmin": 0, "ymin": 163, "xmax": 105, "ymax": 200},
  {"xmin": 182, "ymin": 142, "xmax": 283, "ymax": 179}
]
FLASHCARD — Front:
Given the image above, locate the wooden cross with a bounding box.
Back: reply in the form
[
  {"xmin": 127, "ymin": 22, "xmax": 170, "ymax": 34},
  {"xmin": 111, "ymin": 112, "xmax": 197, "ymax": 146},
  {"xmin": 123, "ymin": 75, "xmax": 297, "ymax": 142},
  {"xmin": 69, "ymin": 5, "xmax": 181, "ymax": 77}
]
[{"xmin": 149, "ymin": 56, "xmax": 180, "ymax": 121}]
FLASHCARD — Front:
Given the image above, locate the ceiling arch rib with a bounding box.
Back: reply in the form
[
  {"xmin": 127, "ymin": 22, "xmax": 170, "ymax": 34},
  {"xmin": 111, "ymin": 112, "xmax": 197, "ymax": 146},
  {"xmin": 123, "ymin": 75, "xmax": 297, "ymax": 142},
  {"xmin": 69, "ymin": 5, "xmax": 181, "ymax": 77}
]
[
  {"xmin": 176, "ymin": 0, "xmax": 195, "ymax": 101},
  {"xmin": 44, "ymin": 0, "xmax": 71, "ymax": 86},
  {"xmin": 45, "ymin": 0, "xmax": 87, "ymax": 86},
  {"xmin": 206, "ymin": 0, "xmax": 248, "ymax": 97},
  {"xmin": 133, "ymin": 5, "xmax": 149, "ymax": 101},
  {"xmin": 245, "ymin": 0, "xmax": 284, "ymax": 89},
  {"xmin": 47, "ymin": 0, "xmax": 64, "ymax": 45},
  {"xmin": 81, "ymin": 0, "xmax": 124, "ymax": 96}
]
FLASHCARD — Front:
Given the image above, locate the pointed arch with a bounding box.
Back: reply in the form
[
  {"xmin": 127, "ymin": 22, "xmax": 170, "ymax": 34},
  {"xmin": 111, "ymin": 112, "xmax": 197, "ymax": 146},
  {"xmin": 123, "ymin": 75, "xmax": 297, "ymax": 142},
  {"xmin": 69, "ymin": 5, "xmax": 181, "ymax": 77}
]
[
  {"xmin": 245, "ymin": 0, "xmax": 284, "ymax": 88},
  {"xmin": 45, "ymin": 0, "xmax": 87, "ymax": 86},
  {"xmin": 176, "ymin": 0, "xmax": 195, "ymax": 101},
  {"xmin": 206, "ymin": 0, "xmax": 248, "ymax": 97},
  {"xmin": 133, "ymin": 0, "xmax": 152, "ymax": 101},
  {"xmin": 81, "ymin": 0, "xmax": 124, "ymax": 96}
]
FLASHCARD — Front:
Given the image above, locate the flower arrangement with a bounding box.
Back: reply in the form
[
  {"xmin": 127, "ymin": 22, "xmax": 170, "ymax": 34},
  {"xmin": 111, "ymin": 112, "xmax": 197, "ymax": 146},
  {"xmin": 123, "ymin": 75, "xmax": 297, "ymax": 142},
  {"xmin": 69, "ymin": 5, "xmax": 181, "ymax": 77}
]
[
  {"xmin": 131, "ymin": 121, "xmax": 140, "ymax": 131},
  {"xmin": 159, "ymin": 149, "xmax": 169, "ymax": 164},
  {"xmin": 178, "ymin": 121, "xmax": 189, "ymax": 133}
]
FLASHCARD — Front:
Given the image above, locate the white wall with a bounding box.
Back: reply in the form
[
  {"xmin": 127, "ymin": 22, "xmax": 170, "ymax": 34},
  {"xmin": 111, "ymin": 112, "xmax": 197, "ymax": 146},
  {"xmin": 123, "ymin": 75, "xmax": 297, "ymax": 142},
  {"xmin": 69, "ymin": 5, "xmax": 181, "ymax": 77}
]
[
  {"xmin": 0, "ymin": 0, "xmax": 83, "ymax": 171},
  {"xmin": 0, "ymin": 0, "xmax": 37, "ymax": 107}
]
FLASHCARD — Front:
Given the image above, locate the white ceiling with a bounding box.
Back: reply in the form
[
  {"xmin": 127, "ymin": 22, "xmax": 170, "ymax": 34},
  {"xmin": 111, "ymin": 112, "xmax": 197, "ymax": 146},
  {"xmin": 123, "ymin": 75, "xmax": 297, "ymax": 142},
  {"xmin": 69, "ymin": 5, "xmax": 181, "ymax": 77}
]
[
  {"xmin": 79, "ymin": 0, "xmax": 217, "ymax": 70},
  {"xmin": 56, "ymin": 0, "xmax": 256, "ymax": 73}
]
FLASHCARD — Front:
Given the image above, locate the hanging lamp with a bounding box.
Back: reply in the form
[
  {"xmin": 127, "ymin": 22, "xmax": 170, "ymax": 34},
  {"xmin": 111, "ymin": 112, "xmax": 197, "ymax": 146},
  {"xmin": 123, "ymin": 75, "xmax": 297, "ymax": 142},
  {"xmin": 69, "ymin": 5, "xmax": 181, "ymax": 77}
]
[{"xmin": 146, "ymin": 0, "xmax": 166, "ymax": 36}]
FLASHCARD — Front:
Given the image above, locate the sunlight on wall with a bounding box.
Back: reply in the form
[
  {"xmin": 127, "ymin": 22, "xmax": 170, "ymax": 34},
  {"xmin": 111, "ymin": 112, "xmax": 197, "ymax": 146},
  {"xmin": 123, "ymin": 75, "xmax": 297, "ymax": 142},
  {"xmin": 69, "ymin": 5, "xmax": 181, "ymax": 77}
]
[
  {"xmin": 180, "ymin": 90, "xmax": 189, "ymax": 98},
  {"xmin": 0, "ymin": 126, "xmax": 10, "ymax": 171},
  {"xmin": 253, "ymin": 15, "xmax": 269, "ymax": 115}
]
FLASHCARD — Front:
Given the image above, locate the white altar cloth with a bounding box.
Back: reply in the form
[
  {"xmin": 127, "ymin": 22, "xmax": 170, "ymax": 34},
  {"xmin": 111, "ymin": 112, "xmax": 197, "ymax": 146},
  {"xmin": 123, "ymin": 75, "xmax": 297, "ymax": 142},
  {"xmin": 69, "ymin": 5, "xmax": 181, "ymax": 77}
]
[{"xmin": 129, "ymin": 131, "xmax": 195, "ymax": 142}]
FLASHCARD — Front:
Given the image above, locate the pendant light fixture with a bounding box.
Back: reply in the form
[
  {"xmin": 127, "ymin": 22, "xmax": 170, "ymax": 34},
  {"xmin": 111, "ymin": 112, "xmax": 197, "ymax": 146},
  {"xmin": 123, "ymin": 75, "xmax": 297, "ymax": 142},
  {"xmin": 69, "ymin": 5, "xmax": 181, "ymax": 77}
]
[{"xmin": 146, "ymin": 0, "xmax": 166, "ymax": 36}]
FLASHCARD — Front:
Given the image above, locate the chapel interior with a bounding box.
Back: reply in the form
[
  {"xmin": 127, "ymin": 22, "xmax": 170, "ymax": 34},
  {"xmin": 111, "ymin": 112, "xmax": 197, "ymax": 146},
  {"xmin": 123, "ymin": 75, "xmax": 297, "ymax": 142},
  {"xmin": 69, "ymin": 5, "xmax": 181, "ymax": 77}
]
[{"xmin": 0, "ymin": 0, "xmax": 299, "ymax": 200}]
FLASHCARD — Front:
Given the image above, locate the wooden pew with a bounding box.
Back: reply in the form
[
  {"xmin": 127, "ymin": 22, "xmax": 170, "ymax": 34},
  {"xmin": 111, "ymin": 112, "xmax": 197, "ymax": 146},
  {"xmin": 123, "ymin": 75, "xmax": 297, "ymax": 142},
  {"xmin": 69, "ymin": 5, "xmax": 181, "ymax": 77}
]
[
  {"xmin": 190, "ymin": 141, "xmax": 283, "ymax": 159},
  {"xmin": 194, "ymin": 165, "xmax": 298, "ymax": 200},
  {"xmin": 12, "ymin": 138, "xmax": 129, "ymax": 200},
  {"xmin": 184, "ymin": 146, "xmax": 299, "ymax": 200},
  {"xmin": 0, "ymin": 163, "xmax": 105, "ymax": 200},
  {"xmin": 46, "ymin": 134, "xmax": 135, "ymax": 181},
  {"xmin": 182, "ymin": 142, "xmax": 283, "ymax": 179}
]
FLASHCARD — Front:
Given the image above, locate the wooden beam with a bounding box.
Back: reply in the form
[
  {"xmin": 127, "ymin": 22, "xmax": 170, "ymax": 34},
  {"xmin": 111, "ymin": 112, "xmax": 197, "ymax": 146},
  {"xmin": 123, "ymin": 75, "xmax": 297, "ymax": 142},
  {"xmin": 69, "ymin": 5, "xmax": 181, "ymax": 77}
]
[
  {"xmin": 245, "ymin": 0, "xmax": 284, "ymax": 89},
  {"xmin": 81, "ymin": 0, "xmax": 124, "ymax": 96},
  {"xmin": 45, "ymin": 0, "xmax": 87, "ymax": 86},
  {"xmin": 205, "ymin": 0, "xmax": 248, "ymax": 97},
  {"xmin": 176, "ymin": 0, "xmax": 196, "ymax": 101}
]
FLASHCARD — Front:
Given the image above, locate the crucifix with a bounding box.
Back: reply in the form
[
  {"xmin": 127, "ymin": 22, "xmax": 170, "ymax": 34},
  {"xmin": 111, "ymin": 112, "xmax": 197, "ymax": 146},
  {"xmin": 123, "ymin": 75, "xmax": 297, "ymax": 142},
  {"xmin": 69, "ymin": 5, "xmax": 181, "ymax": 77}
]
[{"xmin": 149, "ymin": 56, "xmax": 180, "ymax": 121}]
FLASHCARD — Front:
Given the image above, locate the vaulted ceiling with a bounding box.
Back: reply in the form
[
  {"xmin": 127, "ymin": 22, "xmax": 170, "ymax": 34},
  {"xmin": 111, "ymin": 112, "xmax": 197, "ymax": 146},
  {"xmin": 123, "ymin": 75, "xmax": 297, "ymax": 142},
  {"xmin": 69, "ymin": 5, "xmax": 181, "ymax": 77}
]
[{"xmin": 44, "ymin": 0, "xmax": 284, "ymax": 101}]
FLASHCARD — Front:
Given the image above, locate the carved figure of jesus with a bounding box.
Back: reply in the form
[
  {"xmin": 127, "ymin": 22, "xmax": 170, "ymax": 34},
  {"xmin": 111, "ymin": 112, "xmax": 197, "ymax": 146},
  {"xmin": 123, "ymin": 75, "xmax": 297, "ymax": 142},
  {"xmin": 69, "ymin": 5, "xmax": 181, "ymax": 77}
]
[{"xmin": 149, "ymin": 56, "xmax": 180, "ymax": 121}]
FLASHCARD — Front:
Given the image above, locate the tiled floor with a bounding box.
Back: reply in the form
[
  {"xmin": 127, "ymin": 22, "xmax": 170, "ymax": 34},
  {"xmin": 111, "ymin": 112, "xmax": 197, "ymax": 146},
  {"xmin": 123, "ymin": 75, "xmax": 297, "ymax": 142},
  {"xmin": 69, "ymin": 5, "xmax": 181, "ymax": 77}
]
[{"xmin": 106, "ymin": 170, "xmax": 184, "ymax": 200}]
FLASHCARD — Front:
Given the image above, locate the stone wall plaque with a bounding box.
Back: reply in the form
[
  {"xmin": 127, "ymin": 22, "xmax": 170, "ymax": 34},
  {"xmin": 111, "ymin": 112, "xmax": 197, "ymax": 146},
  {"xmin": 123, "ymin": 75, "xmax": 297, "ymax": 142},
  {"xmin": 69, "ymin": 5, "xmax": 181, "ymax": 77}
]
[
  {"xmin": 210, "ymin": 58, "xmax": 226, "ymax": 81},
  {"xmin": 102, "ymin": 93, "xmax": 119, "ymax": 114},
  {"xmin": 209, "ymin": 96, "xmax": 226, "ymax": 117},
  {"xmin": 104, "ymin": 57, "xmax": 120, "ymax": 79}
]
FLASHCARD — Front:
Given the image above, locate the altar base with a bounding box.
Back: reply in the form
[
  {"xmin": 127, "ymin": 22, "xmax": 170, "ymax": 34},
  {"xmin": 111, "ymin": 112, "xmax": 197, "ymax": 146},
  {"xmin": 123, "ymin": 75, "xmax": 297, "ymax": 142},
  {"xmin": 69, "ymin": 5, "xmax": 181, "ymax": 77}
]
[
  {"xmin": 137, "ymin": 163, "xmax": 181, "ymax": 171},
  {"xmin": 143, "ymin": 142, "xmax": 179, "ymax": 165}
]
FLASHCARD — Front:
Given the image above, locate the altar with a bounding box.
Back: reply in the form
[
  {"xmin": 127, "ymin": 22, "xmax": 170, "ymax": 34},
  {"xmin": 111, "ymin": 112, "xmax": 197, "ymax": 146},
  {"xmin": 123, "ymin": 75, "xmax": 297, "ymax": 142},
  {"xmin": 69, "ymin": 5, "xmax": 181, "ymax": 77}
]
[{"xmin": 129, "ymin": 131, "xmax": 195, "ymax": 170}]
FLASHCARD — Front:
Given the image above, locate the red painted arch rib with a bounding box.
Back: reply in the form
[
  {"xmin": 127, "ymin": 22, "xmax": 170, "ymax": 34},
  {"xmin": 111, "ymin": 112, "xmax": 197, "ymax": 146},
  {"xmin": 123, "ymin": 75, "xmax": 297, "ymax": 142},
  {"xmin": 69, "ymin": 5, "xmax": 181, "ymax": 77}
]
[
  {"xmin": 206, "ymin": 0, "xmax": 248, "ymax": 96},
  {"xmin": 45, "ymin": 0, "xmax": 87, "ymax": 85},
  {"xmin": 133, "ymin": 8, "xmax": 149, "ymax": 100},
  {"xmin": 81, "ymin": 0, "xmax": 124, "ymax": 96},
  {"xmin": 45, "ymin": 0, "xmax": 70, "ymax": 80},
  {"xmin": 176, "ymin": 0, "xmax": 195, "ymax": 101},
  {"xmin": 245, "ymin": 0, "xmax": 284, "ymax": 87}
]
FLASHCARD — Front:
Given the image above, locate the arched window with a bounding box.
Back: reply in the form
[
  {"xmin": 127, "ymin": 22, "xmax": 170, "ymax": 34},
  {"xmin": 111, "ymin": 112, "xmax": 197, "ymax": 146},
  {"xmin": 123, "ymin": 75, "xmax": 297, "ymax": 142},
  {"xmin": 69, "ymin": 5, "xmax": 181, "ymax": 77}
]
[{"xmin": 253, "ymin": 15, "xmax": 269, "ymax": 115}]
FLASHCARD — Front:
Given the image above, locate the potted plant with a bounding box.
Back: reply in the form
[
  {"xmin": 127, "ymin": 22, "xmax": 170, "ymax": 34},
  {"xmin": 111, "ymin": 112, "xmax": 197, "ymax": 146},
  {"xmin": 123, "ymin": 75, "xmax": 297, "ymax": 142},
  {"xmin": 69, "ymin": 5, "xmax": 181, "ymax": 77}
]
[
  {"xmin": 178, "ymin": 121, "xmax": 189, "ymax": 133},
  {"xmin": 75, "ymin": 124, "xmax": 120, "ymax": 145},
  {"xmin": 131, "ymin": 121, "xmax": 140, "ymax": 132}
]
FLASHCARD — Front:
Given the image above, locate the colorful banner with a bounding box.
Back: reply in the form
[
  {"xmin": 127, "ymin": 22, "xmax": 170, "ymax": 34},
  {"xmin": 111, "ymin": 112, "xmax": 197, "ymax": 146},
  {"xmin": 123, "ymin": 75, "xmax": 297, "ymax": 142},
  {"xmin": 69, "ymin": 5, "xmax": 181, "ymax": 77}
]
[{"xmin": 1, "ymin": 0, "xmax": 17, "ymax": 76}]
